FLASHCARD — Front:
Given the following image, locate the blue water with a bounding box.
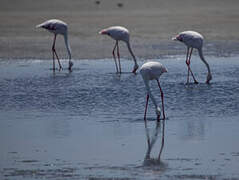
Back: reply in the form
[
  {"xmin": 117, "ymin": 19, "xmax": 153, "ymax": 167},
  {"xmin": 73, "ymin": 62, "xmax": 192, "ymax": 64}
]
[{"xmin": 0, "ymin": 56, "xmax": 239, "ymax": 179}]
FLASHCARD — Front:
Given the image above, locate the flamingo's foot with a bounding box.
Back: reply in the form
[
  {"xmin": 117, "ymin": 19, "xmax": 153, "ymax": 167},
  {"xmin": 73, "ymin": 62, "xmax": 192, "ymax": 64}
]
[
  {"xmin": 157, "ymin": 115, "xmax": 166, "ymax": 121},
  {"xmin": 157, "ymin": 115, "xmax": 160, "ymax": 122},
  {"xmin": 132, "ymin": 64, "xmax": 139, "ymax": 74},
  {"xmin": 206, "ymin": 80, "xmax": 211, "ymax": 84},
  {"xmin": 206, "ymin": 74, "xmax": 212, "ymax": 84},
  {"xmin": 68, "ymin": 61, "xmax": 74, "ymax": 72},
  {"xmin": 132, "ymin": 67, "xmax": 138, "ymax": 74}
]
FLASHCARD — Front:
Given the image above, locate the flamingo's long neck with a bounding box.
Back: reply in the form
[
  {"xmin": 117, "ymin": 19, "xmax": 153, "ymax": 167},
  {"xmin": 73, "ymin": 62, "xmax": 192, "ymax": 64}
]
[
  {"xmin": 63, "ymin": 33, "xmax": 72, "ymax": 60},
  {"xmin": 126, "ymin": 41, "xmax": 138, "ymax": 67},
  {"xmin": 144, "ymin": 79, "xmax": 158, "ymax": 110},
  {"xmin": 198, "ymin": 48, "xmax": 211, "ymax": 76}
]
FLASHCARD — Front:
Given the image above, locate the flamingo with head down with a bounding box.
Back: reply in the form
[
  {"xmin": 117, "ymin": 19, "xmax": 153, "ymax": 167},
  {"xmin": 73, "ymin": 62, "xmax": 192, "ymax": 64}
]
[
  {"xmin": 173, "ymin": 31, "xmax": 212, "ymax": 84},
  {"xmin": 140, "ymin": 61, "xmax": 167, "ymax": 121},
  {"xmin": 36, "ymin": 19, "xmax": 73, "ymax": 71},
  {"xmin": 99, "ymin": 26, "xmax": 138, "ymax": 74}
]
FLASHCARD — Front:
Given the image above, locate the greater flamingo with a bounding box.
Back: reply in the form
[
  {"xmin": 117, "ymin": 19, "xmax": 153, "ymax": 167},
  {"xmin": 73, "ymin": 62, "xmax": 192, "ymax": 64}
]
[
  {"xmin": 36, "ymin": 19, "xmax": 73, "ymax": 71},
  {"xmin": 99, "ymin": 26, "xmax": 139, "ymax": 74},
  {"xmin": 172, "ymin": 31, "xmax": 212, "ymax": 84},
  {"xmin": 140, "ymin": 61, "xmax": 167, "ymax": 121}
]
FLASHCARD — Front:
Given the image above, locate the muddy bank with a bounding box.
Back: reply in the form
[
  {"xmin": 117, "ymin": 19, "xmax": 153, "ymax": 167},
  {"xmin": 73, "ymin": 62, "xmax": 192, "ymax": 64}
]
[{"xmin": 0, "ymin": 0, "xmax": 239, "ymax": 59}]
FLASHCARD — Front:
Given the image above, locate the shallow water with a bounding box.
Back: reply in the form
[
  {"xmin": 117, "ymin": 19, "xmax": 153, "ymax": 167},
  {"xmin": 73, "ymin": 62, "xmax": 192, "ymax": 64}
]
[{"xmin": 0, "ymin": 56, "xmax": 239, "ymax": 180}]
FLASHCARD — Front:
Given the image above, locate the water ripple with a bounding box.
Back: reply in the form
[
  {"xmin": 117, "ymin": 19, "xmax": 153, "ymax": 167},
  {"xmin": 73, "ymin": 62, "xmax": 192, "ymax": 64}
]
[{"xmin": 0, "ymin": 58, "xmax": 238, "ymax": 122}]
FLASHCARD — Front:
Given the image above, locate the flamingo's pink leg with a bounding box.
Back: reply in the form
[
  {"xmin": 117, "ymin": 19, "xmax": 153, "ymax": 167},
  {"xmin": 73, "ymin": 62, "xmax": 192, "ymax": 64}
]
[
  {"xmin": 52, "ymin": 34, "xmax": 63, "ymax": 71},
  {"xmin": 112, "ymin": 41, "xmax": 119, "ymax": 73},
  {"xmin": 144, "ymin": 94, "xmax": 149, "ymax": 121},
  {"xmin": 116, "ymin": 41, "xmax": 121, "ymax": 73},
  {"xmin": 52, "ymin": 34, "xmax": 56, "ymax": 71},
  {"xmin": 54, "ymin": 50, "xmax": 63, "ymax": 71},
  {"xmin": 185, "ymin": 47, "xmax": 190, "ymax": 84},
  {"xmin": 186, "ymin": 48, "xmax": 198, "ymax": 84}
]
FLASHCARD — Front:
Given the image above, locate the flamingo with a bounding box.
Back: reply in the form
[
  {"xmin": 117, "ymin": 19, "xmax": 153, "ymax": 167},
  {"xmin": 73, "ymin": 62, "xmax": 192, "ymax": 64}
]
[
  {"xmin": 36, "ymin": 19, "xmax": 73, "ymax": 71},
  {"xmin": 99, "ymin": 26, "xmax": 139, "ymax": 74},
  {"xmin": 140, "ymin": 61, "xmax": 167, "ymax": 121},
  {"xmin": 172, "ymin": 31, "xmax": 212, "ymax": 84}
]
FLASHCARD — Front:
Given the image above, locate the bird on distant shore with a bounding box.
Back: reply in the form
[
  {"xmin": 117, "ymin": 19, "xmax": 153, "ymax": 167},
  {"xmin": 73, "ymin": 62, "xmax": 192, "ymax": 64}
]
[
  {"xmin": 99, "ymin": 26, "xmax": 139, "ymax": 74},
  {"xmin": 36, "ymin": 19, "xmax": 73, "ymax": 71},
  {"xmin": 140, "ymin": 61, "xmax": 167, "ymax": 121},
  {"xmin": 172, "ymin": 31, "xmax": 212, "ymax": 84}
]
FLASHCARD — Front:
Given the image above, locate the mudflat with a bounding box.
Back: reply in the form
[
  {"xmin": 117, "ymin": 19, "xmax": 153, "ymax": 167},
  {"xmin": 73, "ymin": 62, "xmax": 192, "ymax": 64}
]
[{"xmin": 1, "ymin": 0, "xmax": 239, "ymax": 59}]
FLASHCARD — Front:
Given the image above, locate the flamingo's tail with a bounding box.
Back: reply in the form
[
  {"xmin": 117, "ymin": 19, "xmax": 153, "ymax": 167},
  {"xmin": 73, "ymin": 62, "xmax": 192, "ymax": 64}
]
[{"xmin": 36, "ymin": 23, "xmax": 45, "ymax": 28}]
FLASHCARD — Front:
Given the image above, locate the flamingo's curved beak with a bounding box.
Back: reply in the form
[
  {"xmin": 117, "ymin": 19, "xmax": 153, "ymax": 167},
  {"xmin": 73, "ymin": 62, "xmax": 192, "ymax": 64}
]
[
  {"xmin": 99, "ymin": 29, "xmax": 108, "ymax": 35},
  {"xmin": 172, "ymin": 35, "xmax": 183, "ymax": 41},
  {"xmin": 163, "ymin": 67, "xmax": 168, "ymax": 73}
]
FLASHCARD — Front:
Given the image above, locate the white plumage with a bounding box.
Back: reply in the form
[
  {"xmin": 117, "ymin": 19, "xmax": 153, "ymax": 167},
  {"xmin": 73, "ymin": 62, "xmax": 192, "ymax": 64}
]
[
  {"xmin": 140, "ymin": 61, "xmax": 167, "ymax": 121},
  {"xmin": 36, "ymin": 19, "xmax": 73, "ymax": 71},
  {"xmin": 173, "ymin": 31, "xmax": 203, "ymax": 49},
  {"xmin": 100, "ymin": 26, "xmax": 130, "ymax": 42},
  {"xmin": 99, "ymin": 26, "xmax": 138, "ymax": 74},
  {"xmin": 173, "ymin": 31, "xmax": 212, "ymax": 84}
]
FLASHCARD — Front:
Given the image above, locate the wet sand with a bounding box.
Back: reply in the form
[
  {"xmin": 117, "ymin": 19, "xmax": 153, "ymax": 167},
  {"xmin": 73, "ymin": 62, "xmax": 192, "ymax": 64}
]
[{"xmin": 1, "ymin": 0, "xmax": 239, "ymax": 59}]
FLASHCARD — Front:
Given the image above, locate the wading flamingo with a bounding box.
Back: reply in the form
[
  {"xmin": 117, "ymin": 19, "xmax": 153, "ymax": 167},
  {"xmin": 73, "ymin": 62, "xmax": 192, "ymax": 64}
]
[
  {"xmin": 140, "ymin": 61, "xmax": 167, "ymax": 121},
  {"xmin": 36, "ymin": 19, "xmax": 73, "ymax": 71},
  {"xmin": 99, "ymin": 26, "xmax": 138, "ymax": 74},
  {"xmin": 172, "ymin": 31, "xmax": 212, "ymax": 84}
]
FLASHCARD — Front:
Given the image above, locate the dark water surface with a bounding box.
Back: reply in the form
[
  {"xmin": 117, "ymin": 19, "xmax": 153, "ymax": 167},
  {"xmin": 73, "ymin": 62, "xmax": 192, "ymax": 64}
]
[{"xmin": 0, "ymin": 57, "xmax": 239, "ymax": 180}]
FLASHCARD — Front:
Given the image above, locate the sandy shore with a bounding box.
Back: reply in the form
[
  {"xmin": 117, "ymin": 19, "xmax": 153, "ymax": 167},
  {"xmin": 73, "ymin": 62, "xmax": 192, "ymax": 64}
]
[{"xmin": 1, "ymin": 0, "xmax": 239, "ymax": 59}]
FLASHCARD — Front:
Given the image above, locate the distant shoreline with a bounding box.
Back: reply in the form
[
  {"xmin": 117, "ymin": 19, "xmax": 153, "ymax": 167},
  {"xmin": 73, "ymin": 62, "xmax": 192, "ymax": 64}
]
[
  {"xmin": 0, "ymin": 40, "xmax": 239, "ymax": 60},
  {"xmin": 1, "ymin": 0, "xmax": 239, "ymax": 59}
]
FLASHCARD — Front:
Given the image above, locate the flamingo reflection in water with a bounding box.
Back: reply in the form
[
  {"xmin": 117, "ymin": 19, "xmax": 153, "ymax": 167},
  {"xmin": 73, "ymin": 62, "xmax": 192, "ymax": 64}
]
[{"xmin": 143, "ymin": 120, "xmax": 166, "ymax": 166}]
